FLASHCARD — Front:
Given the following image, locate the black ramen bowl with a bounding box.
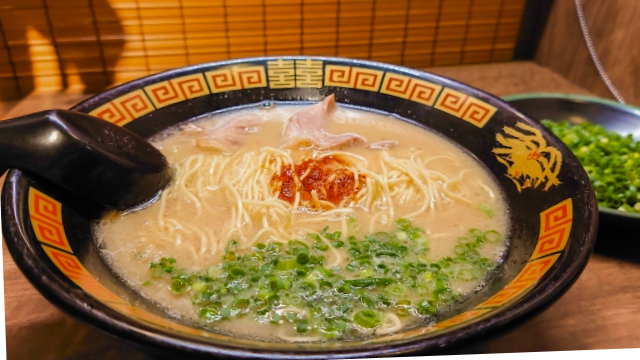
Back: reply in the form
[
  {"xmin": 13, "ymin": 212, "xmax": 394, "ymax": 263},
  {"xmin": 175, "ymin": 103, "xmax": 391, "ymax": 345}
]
[
  {"xmin": 2, "ymin": 58, "xmax": 598, "ymax": 359},
  {"xmin": 505, "ymin": 93, "xmax": 640, "ymax": 264}
]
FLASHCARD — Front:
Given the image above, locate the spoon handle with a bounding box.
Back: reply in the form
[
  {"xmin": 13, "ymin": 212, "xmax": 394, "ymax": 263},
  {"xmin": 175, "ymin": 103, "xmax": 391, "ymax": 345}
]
[{"xmin": 0, "ymin": 110, "xmax": 73, "ymax": 177}]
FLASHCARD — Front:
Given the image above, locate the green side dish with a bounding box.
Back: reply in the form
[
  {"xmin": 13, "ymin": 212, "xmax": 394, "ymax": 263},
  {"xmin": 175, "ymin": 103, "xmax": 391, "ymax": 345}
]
[{"xmin": 543, "ymin": 120, "xmax": 640, "ymax": 213}]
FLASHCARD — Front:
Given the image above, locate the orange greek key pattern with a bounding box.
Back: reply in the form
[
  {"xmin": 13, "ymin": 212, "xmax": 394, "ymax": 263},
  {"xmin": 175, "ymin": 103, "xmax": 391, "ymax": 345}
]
[
  {"xmin": 532, "ymin": 198, "xmax": 573, "ymax": 259},
  {"xmin": 29, "ymin": 188, "xmax": 125, "ymax": 303},
  {"xmin": 28, "ymin": 188, "xmax": 72, "ymax": 252},
  {"xmin": 84, "ymin": 59, "xmax": 499, "ymax": 129},
  {"xmin": 205, "ymin": 65, "xmax": 267, "ymax": 93},
  {"xmin": 144, "ymin": 73, "xmax": 210, "ymax": 108},
  {"xmin": 476, "ymin": 281, "xmax": 532, "ymax": 309},
  {"xmin": 380, "ymin": 73, "xmax": 443, "ymax": 106},
  {"xmin": 433, "ymin": 308, "xmax": 492, "ymax": 329},
  {"xmin": 324, "ymin": 65, "xmax": 384, "ymax": 92},
  {"xmin": 267, "ymin": 59, "xmax": 295, "ymax": 89},
  {"xmin": 115, "ymin": 90, "xmax": 155, "ymax": 120},
  {"xmin": 434, "ymin": 88, "xmax": 497, "ymax": 128},
  {"xmin": 26, "ymin": 189, "xmax": 229, "ymax": 339},
  {"xmin": 513, "ymin": 253, "xmax": 562, "ymax": 284},
  {"xmin": 434, "ymin": 88, "xmax": 469, "ymax": 117},
  {"xmin": 89, "ymin": 89, "xmax": 155, "ymax": 127},
  {"xmin": 41, "ymin": 246, "xmax": 123, "ymax": 303},
  {"xmin": 478, "ymin": 253, "xmax": 560, "ymax": 308}
]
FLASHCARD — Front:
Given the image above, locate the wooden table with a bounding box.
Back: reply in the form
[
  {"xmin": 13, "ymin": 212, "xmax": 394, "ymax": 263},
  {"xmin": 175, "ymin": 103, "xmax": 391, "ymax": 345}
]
[{"xmin": 2, "ymin": 61, "xmax": 639, "ymax": 359}]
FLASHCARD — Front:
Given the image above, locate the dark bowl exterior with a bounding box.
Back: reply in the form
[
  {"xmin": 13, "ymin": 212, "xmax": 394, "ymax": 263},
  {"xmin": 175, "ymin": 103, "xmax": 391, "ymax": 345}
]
[
  {"xmin": 3, "ymin": 58, "xmax": 598, "ymax": 358},
  {"xmin": 505, "ymin": 93, "xmax": 640, "ymax": 263}
]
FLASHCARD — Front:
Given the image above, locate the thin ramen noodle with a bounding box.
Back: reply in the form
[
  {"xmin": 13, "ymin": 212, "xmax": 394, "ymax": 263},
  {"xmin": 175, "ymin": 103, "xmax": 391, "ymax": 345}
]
[{"xmin": 95, "ymin": 95, "xmax": 510, "ymax": 342}]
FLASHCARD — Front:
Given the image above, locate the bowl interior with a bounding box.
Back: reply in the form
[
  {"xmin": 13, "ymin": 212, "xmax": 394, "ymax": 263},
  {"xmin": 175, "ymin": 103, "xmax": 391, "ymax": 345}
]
[{"xmin": 2, "ymin": 58, "xmax": 598, "ymax": 358}]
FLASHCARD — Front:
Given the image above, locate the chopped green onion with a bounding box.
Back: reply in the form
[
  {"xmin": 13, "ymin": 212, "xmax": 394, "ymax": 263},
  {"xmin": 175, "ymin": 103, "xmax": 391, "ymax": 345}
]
[
  {"xmin": 199, "ymin": 307, "xmax": 218, "ymax": 321},
  {"xmin": 353, "ymin": 309, "xmax": 383, "ymax": 328},
  {"xmin": 206, "ymin": 266, "xmax": 221, "ymax": 278},
  {"xmin": 479, "ymin": 203, "xmax": 494, "ymax": 218},
  {"xmin": 271, "ymin": 313, "xmax": 282, "ymax": 324},
  {"xmin": 295, "ymin": 250, "xmax": 310, "ymax": 265},
  {"xmin": 313, "ymin": 242, "xmax": 329, "ymax": 252},
  {"xmin": 276, "ymin": 256, "xmax": 299, "ymax": 271},
  {"xmin": 266, "ymin": 241, "xmax": 283, "ymax": 253},
  {"xmin": 299, "ymin": 281, "xmax": 317, "ymax": 294},
  {"xmin": 233, "ymin": 298, "xmax": 250, "ymax": 310},
  {"xmin": 395, "ymin": 299, "xmax": 411, "ymax": 316},
  {"xmin": 192, "ymin": 281, "xmax": 207, "ymax": 292},
  {"xmin": 296, "ymin": 319, "xmax": 309, "ymax": 333},
  {"xmin": 277, "ymin": 278, "xmax": 292, "ymax": 291},
  {"xmin": 464, "ymin": 249, "xmax": 480, "ymax": 262},
  {"xmin": 229, "ymin": 267, "xmax": 246, "ymax": 278},
  {"xmin": 457, "ymin": 269, "xmax": 474, "ymax": 280},
  {"xmin": 171, "ymin": 278, "xmax": 188, "ymax": 293},
  {"xmin": 344, "ymin": 278, "xmax": 393, "ymax": 288},
  {"xmin": 395, "ymin": 218, "xmax": 411, "ymax": 230},
  {"xmin": 347, "ymin": 216, "xmax": 360, "ymax": 233},
  {"xmin": 484, "ymin": 230, "xmax": 501, "ymax": 243},
  {"xmin": 331, "ymin": 240, "xmax": 345, "ymax": 248},
  {"xmin": 296, "ymin": 266, "xmax": 309, "ymax": 277},
  {"xmin": 145, "ymin": 221, "xmax": 500, "ymax": 340},
  {"xmin": 469, "ymin": 228, "xmax": 484, "ymax": 243},
  {"xmin": 543, "ymin": 119, "xmax": 640, "ymax": 213},
  {"xmin": 457, "ymin": 235, "xmax": 473, "ymax": 245},
  {"xmin": 220, "ymin": 307, "xmax": 231, "ymax": 319},
  {"xmin": 416, "ymin": 300, "xmax": 436, "ymax": 316}
]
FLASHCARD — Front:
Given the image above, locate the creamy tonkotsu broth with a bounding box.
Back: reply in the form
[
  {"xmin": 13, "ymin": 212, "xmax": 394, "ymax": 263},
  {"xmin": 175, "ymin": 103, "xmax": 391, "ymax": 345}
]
[{"xmin": 95, "ymin": 95, "xmax": 510, "ymax": 342}]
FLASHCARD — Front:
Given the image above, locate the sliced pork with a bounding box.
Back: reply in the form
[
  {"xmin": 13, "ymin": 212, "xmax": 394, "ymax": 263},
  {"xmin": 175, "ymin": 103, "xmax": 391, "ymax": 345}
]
[
  {"xmin": 281, "ymin": 95, "xmax": 366, "ymax": 150},
  {"xmin": 368, "ymin": 140, "xmax": 399, "ymax": 150},
  {"xmin": 194, "ymin": 114, "xmax": 263, "ymax": 152}
]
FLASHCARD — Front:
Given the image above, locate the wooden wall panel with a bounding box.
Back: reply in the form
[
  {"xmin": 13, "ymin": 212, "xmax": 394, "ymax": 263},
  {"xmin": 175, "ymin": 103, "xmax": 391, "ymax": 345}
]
[
  {"xmin": 0, "ymin": 0, "xmax": 529, "ymax": 100},
  {"xmin": 535, "ymin": 0, "xmax": 640, "ymax": 106}
]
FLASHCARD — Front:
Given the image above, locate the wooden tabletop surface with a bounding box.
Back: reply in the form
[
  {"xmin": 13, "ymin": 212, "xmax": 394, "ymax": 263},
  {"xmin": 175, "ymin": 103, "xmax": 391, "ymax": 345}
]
[{"xmin": 2, "ymin": 61, "xmax": 639, "ymax": 359}]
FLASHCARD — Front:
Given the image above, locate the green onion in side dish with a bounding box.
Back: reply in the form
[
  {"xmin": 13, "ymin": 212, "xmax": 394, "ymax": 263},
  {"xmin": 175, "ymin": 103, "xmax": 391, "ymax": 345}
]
[{"xmin": 543, "ymin": 120, "xmax": 640, "ymax": 213}]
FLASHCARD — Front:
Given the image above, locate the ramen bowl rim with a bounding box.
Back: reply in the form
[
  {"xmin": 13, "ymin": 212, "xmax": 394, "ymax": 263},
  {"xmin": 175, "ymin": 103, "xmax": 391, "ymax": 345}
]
[{"xmin": 2, "ymin": 57, "xmax": 599, "ymax": 358}]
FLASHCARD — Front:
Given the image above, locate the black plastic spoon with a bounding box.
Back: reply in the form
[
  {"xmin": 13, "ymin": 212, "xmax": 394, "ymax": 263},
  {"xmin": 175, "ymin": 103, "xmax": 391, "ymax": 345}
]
[{"xmin": 0, "ymin": 110, "xmax": 171, "ymax": 210}]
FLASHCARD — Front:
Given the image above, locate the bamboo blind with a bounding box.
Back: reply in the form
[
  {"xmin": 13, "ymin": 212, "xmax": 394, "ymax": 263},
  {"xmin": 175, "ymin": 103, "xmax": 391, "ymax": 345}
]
[{"xmin": 0, "ymin": 0, "xmax": 527, "ymax": 99}]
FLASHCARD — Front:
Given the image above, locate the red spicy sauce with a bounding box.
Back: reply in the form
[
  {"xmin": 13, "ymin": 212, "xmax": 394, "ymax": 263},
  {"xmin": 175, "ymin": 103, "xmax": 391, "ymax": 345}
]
[{"xmin": 271, "ymin": 156, "xmax": 366, "ymax": 208}]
